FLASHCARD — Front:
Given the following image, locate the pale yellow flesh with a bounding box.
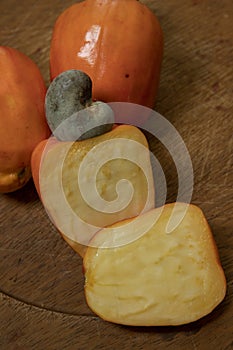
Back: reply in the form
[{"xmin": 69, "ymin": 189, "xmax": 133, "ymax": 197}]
[
  {"xmin": 39, "ymin": 125, "xmax": 155, "ymax": 249},
  {"xmin": 84, "ymin": 203, "xmax": 226, "ymax": 326}
]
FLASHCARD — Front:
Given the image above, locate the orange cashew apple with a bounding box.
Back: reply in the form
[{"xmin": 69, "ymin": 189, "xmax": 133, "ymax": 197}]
[
  {"xmin": 0, "ymin": 46, "xmax": 50, "ymax": 193},
  {"xmin": 50, "ymin": 0, "xmax": 163, "ymax": 109}
]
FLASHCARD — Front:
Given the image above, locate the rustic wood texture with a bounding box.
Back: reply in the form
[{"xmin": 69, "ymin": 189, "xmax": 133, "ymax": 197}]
[{"xmin": 0, "ymin": 0, "xmax": 233, "ymax": 349}]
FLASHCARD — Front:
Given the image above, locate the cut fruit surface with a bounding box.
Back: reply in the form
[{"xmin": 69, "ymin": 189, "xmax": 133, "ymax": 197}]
[
  {"xmin": 39, "ymin": 125, "xmax": 155, "ymax": 249},
  {"xmin": 84, "ymin": 203, "xmax": 226, "ymax": 326}
]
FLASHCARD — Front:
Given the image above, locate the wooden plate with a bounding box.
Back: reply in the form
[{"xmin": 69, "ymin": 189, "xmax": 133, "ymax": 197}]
[{"xmin": 0, "ymin": 0, "xmax": 232, "ymax": 348}]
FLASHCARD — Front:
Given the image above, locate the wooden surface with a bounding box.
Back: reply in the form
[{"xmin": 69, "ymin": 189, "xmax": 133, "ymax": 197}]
[{"xmin": 0, "ymin": 0, "xmax": 233, "ymax": 349}]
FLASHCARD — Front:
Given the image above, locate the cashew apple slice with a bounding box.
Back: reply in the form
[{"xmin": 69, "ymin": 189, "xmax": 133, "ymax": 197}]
[{"xmin": 83, "ymin": 203, "xmax": 226, "ymax": 326}]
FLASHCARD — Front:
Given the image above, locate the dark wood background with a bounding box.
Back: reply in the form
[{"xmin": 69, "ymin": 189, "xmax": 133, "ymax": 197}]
[{"xmin": 0, "ymin": 0, "xmax": 232, "ymax": 349}]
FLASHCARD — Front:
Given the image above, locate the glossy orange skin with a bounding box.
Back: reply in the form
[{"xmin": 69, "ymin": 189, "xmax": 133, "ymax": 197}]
[
  {"xmin": 50, "ymin": 0, "xmax": 163, "ymax": 108},
  {"xmin": 0, "ymin": 46, "xmax": 50, "ymax": 192}
]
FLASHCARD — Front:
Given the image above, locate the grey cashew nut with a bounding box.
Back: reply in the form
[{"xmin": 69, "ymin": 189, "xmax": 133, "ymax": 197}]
[{"xmin": 45, "ymin": 69, "xmax": 114, "ymax": 141}]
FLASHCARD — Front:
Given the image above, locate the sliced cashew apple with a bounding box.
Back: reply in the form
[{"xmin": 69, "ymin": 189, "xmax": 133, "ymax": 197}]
[
  {"xmin": 83, "ymin": 203, "xmax": 226, "ymax": 326},
  {"xmin": 32, "ymin": 125, "xmax": 155, "ymax": 257}
]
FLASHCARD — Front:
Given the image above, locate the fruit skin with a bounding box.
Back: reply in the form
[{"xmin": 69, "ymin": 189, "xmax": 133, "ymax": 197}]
[
  {"xmin": 0, "ymin": 46, "xmax": 50, "ymax": 193},
  {"xmin": 31, "ymin": 139, "xmax": 48, "ymax": 197},
  {"xmin": 50, "ymin": 0, "xmax": 163, "ymax": 108},
  {"xmin": 83, "ymin": 203, "xmax": 227, "ymax": 326}
]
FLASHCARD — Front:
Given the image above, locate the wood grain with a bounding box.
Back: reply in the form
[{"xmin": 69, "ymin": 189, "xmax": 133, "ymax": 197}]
[{"xmin": 0, "ymin": 0, "xmax": 233, "ymax": 349}]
